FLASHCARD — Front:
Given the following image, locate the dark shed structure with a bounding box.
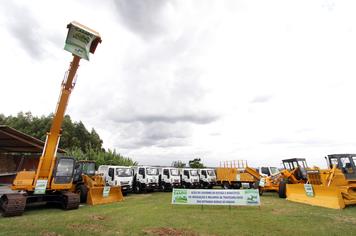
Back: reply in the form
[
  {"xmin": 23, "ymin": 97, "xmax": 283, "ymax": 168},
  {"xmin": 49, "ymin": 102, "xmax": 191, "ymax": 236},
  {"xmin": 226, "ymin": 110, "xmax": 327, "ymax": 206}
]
[{"xmin": 0, "ymin": 125, "xmax": 65, "ymax": 184}]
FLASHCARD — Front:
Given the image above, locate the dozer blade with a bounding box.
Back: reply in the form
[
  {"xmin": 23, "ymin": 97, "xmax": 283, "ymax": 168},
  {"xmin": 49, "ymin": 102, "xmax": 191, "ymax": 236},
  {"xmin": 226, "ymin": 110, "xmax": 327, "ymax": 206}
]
[
  {"xmin": 87, "ymin": 186, "xmax": 124, "ymax": 205},
  {"xmin": 286, "ymin": 184, "xmax": 345, "ymax": 209}
]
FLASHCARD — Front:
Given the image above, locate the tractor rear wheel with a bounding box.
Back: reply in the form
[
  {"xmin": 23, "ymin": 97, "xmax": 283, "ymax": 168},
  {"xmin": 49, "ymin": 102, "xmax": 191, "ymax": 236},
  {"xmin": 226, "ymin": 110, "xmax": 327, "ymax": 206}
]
[{"xmin": 278, "ymin": 180, "xmax": 287, "ymax": 198}]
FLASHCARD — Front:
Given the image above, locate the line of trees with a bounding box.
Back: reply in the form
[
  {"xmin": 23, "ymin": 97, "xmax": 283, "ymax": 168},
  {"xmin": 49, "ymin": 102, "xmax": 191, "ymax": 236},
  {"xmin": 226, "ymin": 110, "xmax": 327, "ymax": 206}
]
[
  {"xmin": 0, "ymin": 112, "xmax": 137, "ymax": 166},
  {"xmin": 171, "ymin": 158, "xmax": 205, "ymax": 168}
]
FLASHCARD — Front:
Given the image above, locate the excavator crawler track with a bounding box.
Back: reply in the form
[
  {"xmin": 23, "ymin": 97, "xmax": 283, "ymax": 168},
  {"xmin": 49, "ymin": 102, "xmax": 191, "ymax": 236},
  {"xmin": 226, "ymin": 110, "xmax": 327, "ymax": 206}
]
[
  {"xmin": 0, "ymin": 193, "xmax": 26, "ymax": 217},
  {"xmin": 62, "ymin": 192, "xmax": 80, "ymax": 210}
]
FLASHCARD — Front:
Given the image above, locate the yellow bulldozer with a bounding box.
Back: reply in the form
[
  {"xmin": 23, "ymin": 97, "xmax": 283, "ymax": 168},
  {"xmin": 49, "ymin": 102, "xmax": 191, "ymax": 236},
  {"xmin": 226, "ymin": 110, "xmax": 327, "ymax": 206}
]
[
  {"xmin": 285, "ymin": 154, "xmax": 356, "ymax": 209},
  {"xmin": 71, "ymin": 160, "xmax": 123, "ymax": 205}
]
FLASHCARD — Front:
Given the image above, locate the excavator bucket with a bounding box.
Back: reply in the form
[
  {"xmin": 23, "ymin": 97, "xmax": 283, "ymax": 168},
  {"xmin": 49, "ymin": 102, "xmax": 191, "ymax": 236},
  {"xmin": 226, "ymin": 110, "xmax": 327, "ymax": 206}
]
[
  {"xmin": 87, "ymin": 186, "xmax": 124, "ymax": 205},
  {"xmin": 286, "ymin": 184, "xmax": 345, "ymax": 209}
]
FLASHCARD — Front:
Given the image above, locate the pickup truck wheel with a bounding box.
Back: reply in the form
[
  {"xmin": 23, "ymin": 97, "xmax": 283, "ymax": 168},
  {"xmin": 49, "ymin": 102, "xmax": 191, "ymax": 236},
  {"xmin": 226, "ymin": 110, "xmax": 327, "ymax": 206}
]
[
  {"xmin": 134, "ymin": 184, "xmax": 141, "ymax": 194},
  {"xmin": 161, "ymin": 184, "xmax": 166, "ymax": 192}
]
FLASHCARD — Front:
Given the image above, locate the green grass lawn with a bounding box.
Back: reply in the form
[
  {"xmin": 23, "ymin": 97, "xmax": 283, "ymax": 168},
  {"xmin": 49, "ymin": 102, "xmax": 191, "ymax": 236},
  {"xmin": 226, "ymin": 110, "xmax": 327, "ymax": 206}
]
[{"xmin": 1, "ymin": 191, "xmax": 356, "ymax": 236}]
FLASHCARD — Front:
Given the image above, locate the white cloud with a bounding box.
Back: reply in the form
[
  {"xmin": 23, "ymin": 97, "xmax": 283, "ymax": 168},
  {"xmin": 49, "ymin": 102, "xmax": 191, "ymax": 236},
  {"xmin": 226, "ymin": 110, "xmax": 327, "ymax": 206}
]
[{"xmin": 1, "ymin": 0, "xmax": 356, "ymax": 168}]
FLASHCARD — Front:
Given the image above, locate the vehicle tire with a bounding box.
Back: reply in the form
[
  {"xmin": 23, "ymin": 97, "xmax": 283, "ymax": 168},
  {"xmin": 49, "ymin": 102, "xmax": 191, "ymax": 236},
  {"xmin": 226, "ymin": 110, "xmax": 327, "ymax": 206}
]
[
  {"xmin": 278, "ymin": 180, "xmax": 287, "ymax": 198},
  {"xmin": 234, "ymin": 182, "xmax": 241, "ymax": 189},
  {"xmin": 77, "ymin": 184, "xmax": 88, "ymax": 203},
  {"xmin": 223, "ymin": 182, "xmax": 230, "ymax": 189},
  {"xmin": 252, "ymin": 181, "xmax": 263, "ymax": 196},
  {"xmin": 134, "ymin": 183, "xmax": 141, "ymax": 194},
  {"xmin": 161, "ymin": 183, "xmax": 167, "ymax": 192}
]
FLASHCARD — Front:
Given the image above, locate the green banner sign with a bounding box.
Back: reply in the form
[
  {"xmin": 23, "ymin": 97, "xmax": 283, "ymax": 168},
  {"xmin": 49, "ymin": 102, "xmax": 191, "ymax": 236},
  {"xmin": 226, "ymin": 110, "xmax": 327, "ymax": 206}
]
[
  {"xmin": 172, "ymin": 189, "xmax": 260, "ymax": 206},
  {"xmin": 64, "ymin": 23, "xmax": 97, "ymax": 60}
]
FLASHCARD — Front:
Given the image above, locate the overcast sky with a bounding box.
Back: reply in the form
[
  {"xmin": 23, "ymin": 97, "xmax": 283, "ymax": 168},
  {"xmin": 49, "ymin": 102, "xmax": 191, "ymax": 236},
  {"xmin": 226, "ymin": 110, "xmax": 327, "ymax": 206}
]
[{"xmin": 1, "ymin": 0, "xmax": 356, "ymax": 168}]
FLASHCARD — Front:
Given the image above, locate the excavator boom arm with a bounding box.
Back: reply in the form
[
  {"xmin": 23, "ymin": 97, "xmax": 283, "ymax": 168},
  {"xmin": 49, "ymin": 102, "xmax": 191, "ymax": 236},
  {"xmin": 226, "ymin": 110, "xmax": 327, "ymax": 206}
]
[{"xmin": 34, "ymin": 55, "xmax": 81, "ymax": 185}]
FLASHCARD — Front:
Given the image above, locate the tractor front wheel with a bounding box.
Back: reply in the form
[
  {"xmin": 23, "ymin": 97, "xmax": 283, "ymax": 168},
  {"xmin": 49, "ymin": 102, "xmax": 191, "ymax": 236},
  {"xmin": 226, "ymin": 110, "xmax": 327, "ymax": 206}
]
[{"xmin": 77, "ymin": 184, "xmax": 88, "ymax": 203}]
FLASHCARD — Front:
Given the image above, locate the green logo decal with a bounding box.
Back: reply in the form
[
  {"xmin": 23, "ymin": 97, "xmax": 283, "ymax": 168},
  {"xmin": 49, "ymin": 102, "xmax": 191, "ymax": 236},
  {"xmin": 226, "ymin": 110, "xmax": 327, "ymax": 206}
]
[
  {"xmin": 173, "ymin": 189, "xmax": 188, "ymax": 203},
  {"xmin": 245, "ymin": 189, "xmax": 259, "ymax": 204}
]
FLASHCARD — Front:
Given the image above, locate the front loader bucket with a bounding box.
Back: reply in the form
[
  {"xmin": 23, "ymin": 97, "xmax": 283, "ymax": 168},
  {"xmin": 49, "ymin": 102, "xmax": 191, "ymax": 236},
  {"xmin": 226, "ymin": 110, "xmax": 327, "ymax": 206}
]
[
  {"xmin": 87, "ymin": 186, "xmax": 124, "ymax": 205},
  {"xmin": 286, "ymin": 184, "xmax": 345, "ymax": 209}
]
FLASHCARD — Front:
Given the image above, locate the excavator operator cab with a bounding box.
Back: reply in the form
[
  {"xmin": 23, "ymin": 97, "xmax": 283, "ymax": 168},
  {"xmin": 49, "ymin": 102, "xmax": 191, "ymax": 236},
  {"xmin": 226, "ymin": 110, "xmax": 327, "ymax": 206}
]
[
  {"xmin": 282, "ymin": 158, "xmax": 308, "ymax": 180},
  {"xmin": 53, "ymin": 157, "xmax": 76, "ymax": 184},
  {"xmin": 326, "ymin": 154, "xmax": 356, "ymax": 180},
  {"xmin": 73, "ymin": 160, "xmax": 96, "ymax": 182}
]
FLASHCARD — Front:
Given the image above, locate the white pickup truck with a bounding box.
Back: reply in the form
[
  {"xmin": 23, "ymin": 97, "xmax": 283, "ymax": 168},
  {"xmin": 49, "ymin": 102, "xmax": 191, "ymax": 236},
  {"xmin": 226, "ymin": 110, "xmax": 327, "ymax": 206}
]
[
  {"xmin": 97, "ymin": 165, "xmax": 133, "ymax": 195},
  {"xmin": 132, "ymin": 166, "xmax": 159, "ymax": 193},
  {"xmin": 181, "ymin": 168, "xmax": 200, "ymax": 188},
  {"xmin": 158, "ymin": 167, "xmax": 181, "ymax": 191},
  {"xmin": 198, "ymin": 168, "xmax": 216, "ymax": 188}
]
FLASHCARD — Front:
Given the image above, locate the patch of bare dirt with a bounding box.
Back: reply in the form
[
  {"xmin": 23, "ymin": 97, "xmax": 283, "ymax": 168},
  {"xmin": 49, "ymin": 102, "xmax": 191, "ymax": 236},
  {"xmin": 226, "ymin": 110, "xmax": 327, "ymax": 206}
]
[
  {"xmin": 143, "ymin": 227, "xmax": 215, "ymax": 236},
  {"xmin": 68, "ymin": 223, "xmax": 104, "ymax": 232},
  {"xmin": 271, "ymin": 207, "xmax": 295, "ymax": 215},
  {"xmin": 333, "ymin": 215, "xmax": 356, "ymax": 224},
  {"xmin": 41, "ymin": 231, "xmax": 62, "ymax": 236},
  {"xmin": 127, "ymin": 194, "xmax": 153, "ymax": 199},
  {"xmin": 89, "ymin": 214, "xmax": 106, "ymax": 220}
]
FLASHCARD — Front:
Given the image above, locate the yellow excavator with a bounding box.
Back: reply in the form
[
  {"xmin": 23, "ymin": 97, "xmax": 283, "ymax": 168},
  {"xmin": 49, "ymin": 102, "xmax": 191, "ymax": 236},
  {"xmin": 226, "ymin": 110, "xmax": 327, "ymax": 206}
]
[
  {"xmin": 0, "ymin": 22, "xmax": 101, "ymax": 217},
  {"xmin": 285, "ymin": 154, "xmax": 356, "ymax": 209},
  {"xmin": 71, "ymin": 160, "xmax": 123, "ymax": 205}
]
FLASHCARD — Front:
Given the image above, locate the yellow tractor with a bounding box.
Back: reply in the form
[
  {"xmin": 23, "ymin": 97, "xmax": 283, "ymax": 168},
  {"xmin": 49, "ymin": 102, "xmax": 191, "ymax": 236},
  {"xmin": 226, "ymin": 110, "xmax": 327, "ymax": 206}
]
[
  {"xmin": 285, "ymin": 154, "xmax": 356, "ymax": 209},
  {"xmin": 245, "ymin": 158, "xmax": 309, "ymax": 196},
  {"xmin": 71, "ymin": 160, "xmax": 123, "ymax": 205},
  {"xmin": 0, "ymin": 22, "xmax": 101, "ymax": 217},
  {"xmin": 277, "ymin": 158, "xmax": 309, "ymax": 198}
]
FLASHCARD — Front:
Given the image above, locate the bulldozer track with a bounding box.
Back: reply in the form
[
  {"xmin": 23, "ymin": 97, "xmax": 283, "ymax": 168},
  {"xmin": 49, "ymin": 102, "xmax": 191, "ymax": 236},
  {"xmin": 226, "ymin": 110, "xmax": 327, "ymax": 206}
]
[
  {"xmin": 0, "ymin": 193, "xmax": 26, "ymax": 217},
  {"xmin": 62, "ymin": 192, "xmax": 80, "ymax": 210}
]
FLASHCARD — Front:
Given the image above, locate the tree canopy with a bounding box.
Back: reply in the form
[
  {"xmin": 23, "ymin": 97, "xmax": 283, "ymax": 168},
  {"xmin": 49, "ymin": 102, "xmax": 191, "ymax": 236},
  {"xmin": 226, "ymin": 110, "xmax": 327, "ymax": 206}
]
[
  {"xmin": 189, "ymin": 158, "xmax": 205, "ymax": 168},
  {"xmin": 0, "ymin": 112, "xmax": 136, "ymax": 166}
]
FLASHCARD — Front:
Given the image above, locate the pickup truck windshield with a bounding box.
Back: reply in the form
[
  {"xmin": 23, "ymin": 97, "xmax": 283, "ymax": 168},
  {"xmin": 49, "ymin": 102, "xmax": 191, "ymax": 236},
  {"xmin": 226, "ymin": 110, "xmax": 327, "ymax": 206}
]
[
  {"xmin": 170, "ymin": 169, "xmax": 179, "ymax": 176},
  {"xmin": 116, "ymin": 168, "xmax": 132, "ymax": 177},
  {"xmin": 147, "ymin": 168, "xmax": 158, "ymax": 175}
]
